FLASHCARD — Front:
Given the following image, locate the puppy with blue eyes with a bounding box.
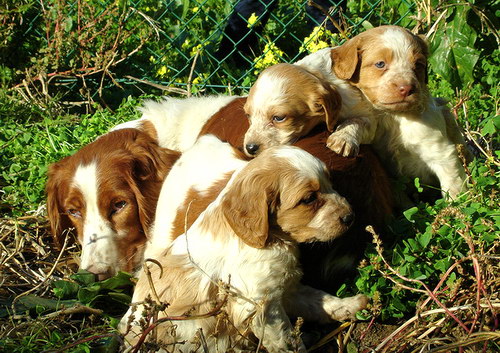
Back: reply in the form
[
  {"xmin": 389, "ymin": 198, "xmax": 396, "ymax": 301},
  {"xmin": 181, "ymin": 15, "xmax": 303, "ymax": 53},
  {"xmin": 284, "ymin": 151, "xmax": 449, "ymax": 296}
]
[
  {"xmin": 243, "ymin": 62, "xmax": 343, "ymax": 157},
  {"xmin": 244, "ymin": 25, "xmax": 469, "ymax": 200}
]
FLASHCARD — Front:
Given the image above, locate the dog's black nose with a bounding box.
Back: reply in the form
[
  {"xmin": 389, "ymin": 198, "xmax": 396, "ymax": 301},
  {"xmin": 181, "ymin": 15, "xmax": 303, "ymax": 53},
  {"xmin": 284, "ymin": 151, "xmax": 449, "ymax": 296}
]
[
  {"xmin": 341, "ymin": 213, "xmax": 355, "ymax": 226},
  {"xmin": 245, "ymin": 143, "xmax": 260, "ymax": 155}
]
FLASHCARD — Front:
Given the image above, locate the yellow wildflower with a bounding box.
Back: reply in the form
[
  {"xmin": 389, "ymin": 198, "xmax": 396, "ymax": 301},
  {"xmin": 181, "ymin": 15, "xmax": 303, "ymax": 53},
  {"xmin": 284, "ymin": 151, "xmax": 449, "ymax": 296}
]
[
  {"xmin": 157, "ymin": 65, "xmax": 168, "ymax": 77},
  {"xmin": 300, "ymin": 26, "xmax": 337, "ymax": 53},
  {"xmin": 247, "ymin": 13, "xmax": 258, "ymax": 28},
  {"xmin": 253, "ymin": 42, "xmax": 284, "ymax": 73},
  {"xmin": 192, "ymin": 6, "xmax": 199, "ymax": 13},
  {"xmin": 190, "ymin": 43, "xmax": 204, "ymax": 57}
]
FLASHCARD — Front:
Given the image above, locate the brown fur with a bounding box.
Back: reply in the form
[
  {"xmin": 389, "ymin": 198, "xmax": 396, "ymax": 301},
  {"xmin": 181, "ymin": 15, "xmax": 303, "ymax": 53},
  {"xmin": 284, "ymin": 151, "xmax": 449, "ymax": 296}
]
[{"xmin": 46, "ymin": 128, "xmax": 180, "ymax": 273}]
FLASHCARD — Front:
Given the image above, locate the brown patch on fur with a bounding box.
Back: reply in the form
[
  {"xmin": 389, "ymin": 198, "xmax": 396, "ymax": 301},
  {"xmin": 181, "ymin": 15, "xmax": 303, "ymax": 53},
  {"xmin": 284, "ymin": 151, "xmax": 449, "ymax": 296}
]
[
  {"xmin": 199, "ymin": 98, "xmax": 249, "ymax": 151},
  {"xmin": 138, "ymin": 119, "xmax": 158, "ymax": 141},
  {"xmin": 171, "ymin": 174, "xmax": 233, "ymax": 239}
]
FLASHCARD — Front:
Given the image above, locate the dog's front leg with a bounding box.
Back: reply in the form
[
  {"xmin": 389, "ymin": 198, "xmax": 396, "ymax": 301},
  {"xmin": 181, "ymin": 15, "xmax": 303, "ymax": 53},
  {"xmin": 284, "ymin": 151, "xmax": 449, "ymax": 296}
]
[
  {"xmin": 248, "ymin": 299, "xmax": 306, "ymax": 353},
  {"xmin": 428, "ymin": 156, "xmax": 467, "ymax": 199},
  {"xmin": 284, "ymin": 284, "xmax": 369, "ymax": 324},
  {"xmin": 326, "ymin": 116, "xmax": 377, "ymax": 157}
]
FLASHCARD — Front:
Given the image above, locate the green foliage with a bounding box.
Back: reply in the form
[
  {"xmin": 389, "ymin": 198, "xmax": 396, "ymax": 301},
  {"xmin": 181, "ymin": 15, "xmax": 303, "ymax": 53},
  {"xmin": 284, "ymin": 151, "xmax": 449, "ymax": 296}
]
[
  {"xmin": 0, "ymin": 94, "xmax": 144, "ymax": 215},
  {"xmin": 340, "ymin": 156, "xmax": 499, "ymax": 321},
  {"xmin": 53, "ymin": 271, "xmax": 134, "ymax": 314},
  {"xmin": 429, "ymin": 5, "xmax": 480, "ymax": 89},
  {"xmin": 0, "ymin": 271, "xmax": 132, "ymax": 353}
]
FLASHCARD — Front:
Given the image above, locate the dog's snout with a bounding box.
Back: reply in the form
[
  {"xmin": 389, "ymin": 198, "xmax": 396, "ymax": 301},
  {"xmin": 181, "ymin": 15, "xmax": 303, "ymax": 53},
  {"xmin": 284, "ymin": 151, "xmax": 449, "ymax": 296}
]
[
  {"xmin": 398, "ymin": 84, "xmax": 415, "ymax": 98},
  {"xmin": 340, "ymin": 213, "xmax": 355, "ymax": 227},
  {"xmin": 245, "ymin": 143, "xmax": 260, "ymax": 155}
]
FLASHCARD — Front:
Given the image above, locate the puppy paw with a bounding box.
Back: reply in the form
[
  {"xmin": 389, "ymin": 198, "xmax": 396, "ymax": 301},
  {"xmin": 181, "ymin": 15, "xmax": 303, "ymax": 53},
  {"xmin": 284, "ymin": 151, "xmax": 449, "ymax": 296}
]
[
  {"xmin": 326, "ymin": 131, "xmax": 360, "ymax": 157},
  {"xmin": 324, "ymin": 294, "xmax": 369, "ymax": 321}
]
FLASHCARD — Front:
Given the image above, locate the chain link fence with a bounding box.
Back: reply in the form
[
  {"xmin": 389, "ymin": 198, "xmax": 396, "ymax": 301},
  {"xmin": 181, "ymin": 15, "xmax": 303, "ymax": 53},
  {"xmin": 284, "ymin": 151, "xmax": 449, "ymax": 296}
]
[{"xmin": 9, "ymin": 0, "xmax": 417, "ymax": 106}]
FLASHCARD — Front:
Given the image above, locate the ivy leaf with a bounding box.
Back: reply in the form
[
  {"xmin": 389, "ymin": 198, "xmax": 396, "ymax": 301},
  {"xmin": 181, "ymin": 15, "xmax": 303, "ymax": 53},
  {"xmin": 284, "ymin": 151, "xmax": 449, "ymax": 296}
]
[{"xmin": 429, "ymin": 6, "xmax": 480, "ymax": 89}]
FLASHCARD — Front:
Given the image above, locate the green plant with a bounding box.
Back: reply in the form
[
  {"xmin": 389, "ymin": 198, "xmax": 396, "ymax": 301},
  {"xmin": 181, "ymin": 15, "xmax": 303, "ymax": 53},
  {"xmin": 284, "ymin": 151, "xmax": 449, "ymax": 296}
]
[{"xmin": 0, "ymin": 93, "xmax": 145, "ymax": 216}]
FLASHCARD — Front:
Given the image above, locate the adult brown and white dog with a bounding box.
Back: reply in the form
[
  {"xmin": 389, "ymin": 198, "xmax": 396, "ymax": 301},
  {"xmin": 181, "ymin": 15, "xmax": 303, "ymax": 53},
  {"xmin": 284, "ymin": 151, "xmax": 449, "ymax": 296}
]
[
  {"xmin": 120, "ymin": 135, "xmax": 368, "ymax": 352},
  {"xmin": 245, "ymin": 25, "xmax": 468, "ymax": 199},
  {"xmin": 297, "ymin": 26, "xmax": 465, "ymax": 198},
  {"xmin": 46, "ymin": 126, "xmax": 180, "ymax": 280}
]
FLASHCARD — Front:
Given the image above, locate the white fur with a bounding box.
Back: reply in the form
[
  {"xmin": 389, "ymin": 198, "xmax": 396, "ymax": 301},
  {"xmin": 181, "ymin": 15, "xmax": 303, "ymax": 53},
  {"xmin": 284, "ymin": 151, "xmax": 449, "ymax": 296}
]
[
  {"xmin": 143, "ymin": 135, "xmax": 247, "ymax": 261},
  {"xmin": 113, "ymin": 95, "xmax": 239, "ymax": 151},
  {"xmin": 73, "ymin": 163, "xmax": 119, "ymax": 275}
]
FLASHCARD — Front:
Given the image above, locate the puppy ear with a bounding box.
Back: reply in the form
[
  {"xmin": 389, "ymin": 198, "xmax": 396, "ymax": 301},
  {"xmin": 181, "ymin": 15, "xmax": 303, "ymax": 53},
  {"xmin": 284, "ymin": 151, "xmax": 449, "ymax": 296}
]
[
  {"xmin": 331, "ymin": 37, "xmax": 361, "ymax": 80},
  {"xmin": 221, "ymin": 170, "xmax": 270, "ymax": 248},
  {"xmin": 317, "ymin": 84, "xmax": 343, "ymax": 132},
  {"xmin": 128, "ymin": 134, "xmax": 180, "ymax": 232},
  {"xmin": 46, "ymin": 161, "xmax": 74, "ymax": 249},
  {"xmin": 416, "ymin": 34, "xmax": 429, "ymax": 84}
]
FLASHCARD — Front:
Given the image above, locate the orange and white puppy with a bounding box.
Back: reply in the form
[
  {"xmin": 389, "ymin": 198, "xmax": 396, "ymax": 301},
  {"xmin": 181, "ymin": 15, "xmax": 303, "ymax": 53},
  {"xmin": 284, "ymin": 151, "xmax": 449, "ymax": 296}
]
[
  {"xmin": 46, "ymin": 127, "xmax": 179, "ymax": 280},
  {"xmin": 243, "ymin": 63, "xmax": 342, "ymax": 156},
  {"xmin": 121, "ymin": 136, "xmax": 367, "ymax": 352},
  {"xmin": 249, "ymin": 25, "xmax": 467, "ymax": 199}
]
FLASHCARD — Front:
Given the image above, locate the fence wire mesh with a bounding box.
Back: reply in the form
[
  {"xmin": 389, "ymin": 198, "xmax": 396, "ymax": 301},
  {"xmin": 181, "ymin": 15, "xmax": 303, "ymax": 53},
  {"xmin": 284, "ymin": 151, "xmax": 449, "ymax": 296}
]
[{"xmin": 14, "ymin": 0, "xmax": 417, "ymax": 105}]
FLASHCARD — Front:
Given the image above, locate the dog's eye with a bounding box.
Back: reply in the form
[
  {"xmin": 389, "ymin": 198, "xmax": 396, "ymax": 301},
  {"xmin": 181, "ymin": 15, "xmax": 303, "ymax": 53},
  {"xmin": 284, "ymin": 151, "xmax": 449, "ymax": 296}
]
[
  {"xmin": 67, "ymin": 209, "xmax": 81, "ymax": 218},
  {"xmin": 300, "ymin": 193, "xmax": 317, "ymax": 205},
  {"xmin": 245, "ymin": 113, "xmax": 250, "ymax": 119},
  {"xmin": 374, "ymin": 61, "xmax": 386, "ymax": 69},
  {"xmin": 272, "ymin": 115, "xmax": 286, "ymax": 123},
  {"xmin": 111, "ymin": 200, "xmax": 127, "ymax": 215}
]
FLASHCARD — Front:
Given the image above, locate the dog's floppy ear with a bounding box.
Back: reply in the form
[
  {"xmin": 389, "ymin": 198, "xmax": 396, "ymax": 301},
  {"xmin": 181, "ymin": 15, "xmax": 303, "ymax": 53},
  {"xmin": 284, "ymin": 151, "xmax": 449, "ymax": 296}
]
[
  {"xmin": 316, "ymin": 83, "xmax": 343, "ymax": 132},
  {"xmin": 128, "ymin": 133, "xmax": 180, "ymax": 232},
  {"xmin": 221, "ymin": 168, "xmax": 271, "ymax": 248},
  {"xmin": 46, "ymin": 161, "xmax": 74, "ymax": 249},
  {"xmin": 331, "ymin": 36, "xmax": 361, "ymax": 80},
  {"xmin": 416, "ymin": 34, "xmax": 429, "ymax": 84}
]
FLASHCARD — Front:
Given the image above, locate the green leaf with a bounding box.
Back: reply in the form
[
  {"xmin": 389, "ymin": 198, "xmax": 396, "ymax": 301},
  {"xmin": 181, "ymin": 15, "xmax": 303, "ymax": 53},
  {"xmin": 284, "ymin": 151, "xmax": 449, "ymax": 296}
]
[
  {"xmin": 403, "ymin": 207, "xmax": 419, "ymax": 222},
  {"xmin": 77, "ymin": 285, "xmax": 101, "ymax": 304},
  {"xmin": 98, "ymin": 271, "xmax": 134, "ymax": 290},
  {"xmin": 346, "ymin": 341, "xmax": 359, "ymax": 353},
  {"xmin": 418, "ymin": 232, "xmax": 432, "ymax": 248},
  {"xmin": 53, "ymin": 280, "xmax": 80, "ymax": 299},
  {"xmin": 480, "ymin": 115, "xmax": 500, "ymax": 136},
  {"xmin": 429, "ymin": 6, "xmax": 480, "ymax": 88},
  {"xmin": 70, "ymin": 270, "xmax": 96, "ymax": 286},
  {"xmin": 108, "ymin": 292, "xmax": 132, "ymax": 306},
  {"xmin": 414, "ymin": 177, "xmax": 423, "ymax": 192}
]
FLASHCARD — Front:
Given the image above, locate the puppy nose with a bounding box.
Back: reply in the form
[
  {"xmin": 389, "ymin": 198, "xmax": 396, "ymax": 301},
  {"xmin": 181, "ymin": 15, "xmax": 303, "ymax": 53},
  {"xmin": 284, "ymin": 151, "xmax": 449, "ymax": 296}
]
[
  {"xmin": 245, "ymin": 143, "xmax": 260, "ymax": 155},
  {"xmin": 398, "ymin": 84, "xmax": 415, "ymax": 97},
  {"xmin": 340, "ymin": 213, "xmax": 355, "ymax": 227}
]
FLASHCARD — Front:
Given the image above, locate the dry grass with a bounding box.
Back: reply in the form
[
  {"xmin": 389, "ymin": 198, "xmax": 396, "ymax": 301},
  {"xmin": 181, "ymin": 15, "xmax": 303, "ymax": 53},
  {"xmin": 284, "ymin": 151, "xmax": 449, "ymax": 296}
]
[{"xmin": 0, "ymin": 210, "xmax": 498, "ymax": 352}]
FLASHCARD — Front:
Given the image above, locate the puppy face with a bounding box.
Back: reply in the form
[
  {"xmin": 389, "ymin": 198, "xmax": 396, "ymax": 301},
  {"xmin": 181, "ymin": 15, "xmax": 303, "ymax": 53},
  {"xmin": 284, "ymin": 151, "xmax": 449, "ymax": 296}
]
[
  {"xmin": 221, "ymin": 146, "xmax": 354, "ymax": 248},
  {"xmin": 243, "ymin": 63, "xmax": 341, "ymax": 157},
  {"xmin": 46, "ymin": 129, "xmax": 178, "ymax": 279},
  {"xmin": 331, "ymin": 25, "xmax": 429, "ymax": 113}
]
